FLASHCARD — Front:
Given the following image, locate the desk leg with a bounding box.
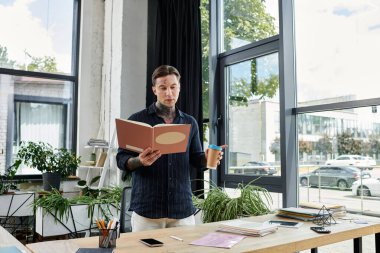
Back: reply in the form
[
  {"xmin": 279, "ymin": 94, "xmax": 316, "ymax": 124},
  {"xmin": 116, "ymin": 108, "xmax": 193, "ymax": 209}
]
[
  {"xmin": 376, "ymin": 233, "xmax": 380, "ymax": 253},
  {"xmin": 353, "ymin": 237, "xmax": 362, "ymax": 253},
  {"xmin": 311, "ymin": 248, "xmax": 318, "ymax": 253}
]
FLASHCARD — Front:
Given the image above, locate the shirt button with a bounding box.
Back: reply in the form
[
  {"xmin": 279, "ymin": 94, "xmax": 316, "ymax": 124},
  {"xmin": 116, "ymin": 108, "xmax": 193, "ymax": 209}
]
[{"xmin": 169, "ymin": 192, "xmax": 172, "ymax": 195}]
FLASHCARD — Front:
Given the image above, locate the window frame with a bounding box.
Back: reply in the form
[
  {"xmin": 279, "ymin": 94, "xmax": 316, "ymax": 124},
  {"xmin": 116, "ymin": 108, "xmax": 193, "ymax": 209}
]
[
  {"xmin": 210, "ymin": 0, "xmax": 380, "ymax": 210},
  {"xmin": 217, "ymin": 36, "xmax": 282, "ymax": 192},
  {"xmin": 13, "ymin": 94, "xmax": 70, "ymax": 148},
  {"xmin": 209, "ymin": 0, "xmax": 298, "ymax": 207}
]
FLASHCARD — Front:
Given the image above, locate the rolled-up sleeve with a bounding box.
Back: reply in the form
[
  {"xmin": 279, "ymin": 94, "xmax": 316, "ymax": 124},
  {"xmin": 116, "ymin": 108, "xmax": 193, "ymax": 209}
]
[{"xmin": 116, "ymin": 148, "xmax": 138, "ymax": 172}]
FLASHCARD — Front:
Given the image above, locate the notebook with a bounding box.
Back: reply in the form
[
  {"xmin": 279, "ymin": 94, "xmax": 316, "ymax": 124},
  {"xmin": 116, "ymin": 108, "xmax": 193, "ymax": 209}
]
[
  {"xmin": 76, "ymin": 248, "xmax": 114, "ymax": 253},
  {"xmin": 0, "ymin": 246, "xmax": 24, "ymax": 253}
]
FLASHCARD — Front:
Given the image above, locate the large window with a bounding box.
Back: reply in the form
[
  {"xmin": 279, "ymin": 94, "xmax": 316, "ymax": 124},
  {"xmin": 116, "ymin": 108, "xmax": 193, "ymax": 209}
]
[
  {"xmin": 0, "ymin": 0, "xmax": 80, "ymax": 176},
  {"xmin": 201, "ymin": 0, "xmax": 210, "ymax": 120},
  {"xmin": 0, "ymin": 0, "xmax": 75, "ymax": 74},
  {"xmin": 295, "ymin": 0, "xmax": 380, "ymax": 105},
  {"xmin": 226, "ymin": 54, "xmax": 280, "ymax": 177},
  {"xmin": 221, "ymin": 0, "xmax": 279, "ymax": 52},
  {"xmin": 211, "ymin": 0, "xmax": 380, "ymax": 213},
  {"xmin": 295, "ymin": 1, "xmax": 380, "ymax": 215},
  {"xmin": 298, "ymin": 107, "xmax": 380, "ymax": 214},
  {"xmin": 210, "ymin": 0, "xmax": 280, "ymax": 193},
  {"xmin": 14, "ymin": 101, "xmax": 67, "ymax": 149}
]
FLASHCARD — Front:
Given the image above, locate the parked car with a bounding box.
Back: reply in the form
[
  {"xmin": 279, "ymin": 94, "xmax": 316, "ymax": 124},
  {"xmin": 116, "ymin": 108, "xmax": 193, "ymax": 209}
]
[
  {"xmin": 235, "ymin": 161, "xmax": 277, "ymax": 175},
  {"xmin": 300, "ymin": 166, "xmax": 371, "ymax": 191},
  {"xmin": 325, "ymin": 155, "xmax": 368, "ymax": 168},
  {"xmin": 362, "ymin": 156, "xmax": 376, "ymax": 170},
  {"xmin": 352, "ymin": 178, "xmax": 380, "ymax": 196}
]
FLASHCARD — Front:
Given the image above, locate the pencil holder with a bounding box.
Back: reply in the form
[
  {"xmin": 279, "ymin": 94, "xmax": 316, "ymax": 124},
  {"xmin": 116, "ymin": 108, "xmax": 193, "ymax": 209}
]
[{"xmin": 99, "ymin": 228, "xmax": 117, "ymax": 248}]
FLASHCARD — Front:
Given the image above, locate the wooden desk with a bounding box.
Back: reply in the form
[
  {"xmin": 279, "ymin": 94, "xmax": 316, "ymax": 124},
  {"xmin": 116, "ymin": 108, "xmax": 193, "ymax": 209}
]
[
  {"xmin": 0, "ymin": 225, "xmax": 31, "ymax": 252},
  {"xmin": 26, "ymin": 214, "xmax": 380, "ymax": 253}
]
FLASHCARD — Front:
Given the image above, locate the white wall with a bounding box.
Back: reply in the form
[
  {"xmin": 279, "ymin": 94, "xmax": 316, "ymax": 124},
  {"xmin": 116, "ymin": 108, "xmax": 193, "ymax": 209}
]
[
  {"xmin": 77, "ymin": 0, "xmax": 147, "ymax": 165},
  {"xmin": 0, "ymin": 75, "xmax": 12, "ymax": 173}
]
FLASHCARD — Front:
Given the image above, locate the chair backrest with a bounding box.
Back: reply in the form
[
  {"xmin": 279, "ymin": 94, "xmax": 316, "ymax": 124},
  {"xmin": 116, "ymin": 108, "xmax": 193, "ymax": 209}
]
[{"xmin": 119, "ymin": 186, "xmax": 132, "ymax": 233}]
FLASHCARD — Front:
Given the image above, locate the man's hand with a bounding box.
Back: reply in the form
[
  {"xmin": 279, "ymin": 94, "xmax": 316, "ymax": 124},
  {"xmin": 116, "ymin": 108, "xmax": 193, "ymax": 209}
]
[
  {"xmin": 205, "ymin": 144, "xmax": 228, "ymax": 165},
  {"xmin": 139, "ymin": 147, "xmax": 161, "ymax": 166}
]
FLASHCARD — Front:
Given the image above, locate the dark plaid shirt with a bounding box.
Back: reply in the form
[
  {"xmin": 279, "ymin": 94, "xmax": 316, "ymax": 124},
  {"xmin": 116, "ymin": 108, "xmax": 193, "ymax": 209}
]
[{"xmin": 116, "ymin": 103, "xmax": 206, "ymax": 219}]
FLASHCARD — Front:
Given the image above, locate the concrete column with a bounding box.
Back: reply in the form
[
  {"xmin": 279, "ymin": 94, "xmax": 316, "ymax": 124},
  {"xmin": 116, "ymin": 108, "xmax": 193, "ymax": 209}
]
[
  {"xmin": 103, "ymin": 0, "xmax": 147, "ymax": 141},
  {"xmin": 77, "ymin": 0, "xmax": 147, "ymax": 168},
  {"xmin": 77, "ymin": 0, "xmax": 105, "ymax": 159}
]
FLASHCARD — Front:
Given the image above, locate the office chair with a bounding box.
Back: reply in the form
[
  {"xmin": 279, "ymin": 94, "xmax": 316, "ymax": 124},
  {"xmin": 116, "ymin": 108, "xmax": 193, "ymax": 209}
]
[{"xmin": 119, "ymin": 186, "xmax": 132, "ymax": 233}]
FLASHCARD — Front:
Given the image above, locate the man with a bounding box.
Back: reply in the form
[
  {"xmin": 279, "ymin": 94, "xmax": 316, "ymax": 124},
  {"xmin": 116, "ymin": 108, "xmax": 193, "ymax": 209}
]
[{"xmin": 116, "ymin": 65, "xmax": 224, "ymax": 232}]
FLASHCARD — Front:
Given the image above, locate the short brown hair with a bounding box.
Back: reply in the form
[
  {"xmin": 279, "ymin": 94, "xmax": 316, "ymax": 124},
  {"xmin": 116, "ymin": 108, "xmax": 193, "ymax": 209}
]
[{"xmin": 152, "ymin": 65, "xmax": 181, "ymax": 85}]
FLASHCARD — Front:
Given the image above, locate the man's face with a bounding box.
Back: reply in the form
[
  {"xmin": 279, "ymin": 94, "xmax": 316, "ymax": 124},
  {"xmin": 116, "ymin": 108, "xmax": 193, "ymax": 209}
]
[{"xmin": 152, "ymin": 74, "xmax": 180, "ymax": 108}]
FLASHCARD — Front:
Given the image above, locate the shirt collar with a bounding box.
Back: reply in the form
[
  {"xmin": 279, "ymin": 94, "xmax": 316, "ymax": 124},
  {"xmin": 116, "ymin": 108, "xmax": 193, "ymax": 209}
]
[{"xmin": 148, "ymin": 102, "xmax": 184, "ymax": 118}]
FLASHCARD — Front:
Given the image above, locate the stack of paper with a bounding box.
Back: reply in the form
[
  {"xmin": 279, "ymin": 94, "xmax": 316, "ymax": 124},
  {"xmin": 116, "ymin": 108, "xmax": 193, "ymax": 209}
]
[
  {"xmin": 87, "ymin": 138, "xmax": 109, "ymax": 147},
  {"xmin": 277, "ymin": 207, "xmax": 330, "ymax": 221},
  {"xmin": 299, "ymin": 202, "xmax": 347, "ymax": 218},
  {"xmin": 216, "ymin": 220, "xmax": 278, "ymax": 237}
]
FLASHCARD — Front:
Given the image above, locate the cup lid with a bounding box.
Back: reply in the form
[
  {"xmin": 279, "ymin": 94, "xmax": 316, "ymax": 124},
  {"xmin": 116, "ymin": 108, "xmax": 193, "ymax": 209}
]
[{"xmin": 208, "ymin": 144, "xmax": 222, "ymax": 151}]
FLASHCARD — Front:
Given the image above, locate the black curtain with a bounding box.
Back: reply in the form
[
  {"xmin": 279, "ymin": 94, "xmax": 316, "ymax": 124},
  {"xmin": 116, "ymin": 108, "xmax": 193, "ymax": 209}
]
[{"xmin": 147, "ymin": 0, "xmax": 204, "ymax": 193}]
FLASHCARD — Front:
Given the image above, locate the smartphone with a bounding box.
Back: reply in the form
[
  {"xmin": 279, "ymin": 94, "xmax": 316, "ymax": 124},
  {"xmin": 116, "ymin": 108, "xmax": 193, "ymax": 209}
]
[
  {"xmin": 269, "ymin": 220, "xmax": 300, "ymax": 227},
  {"xmin": 140, "ymin": 238, "xmax": 164, "ymax": 247},
  {"xmin": 310, "ymin": 226, "xmax": 331, "ymax": 234}
]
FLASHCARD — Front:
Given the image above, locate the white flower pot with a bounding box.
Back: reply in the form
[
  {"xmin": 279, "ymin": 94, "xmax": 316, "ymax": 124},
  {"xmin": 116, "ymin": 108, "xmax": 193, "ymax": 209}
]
[
  {"xmin": 35, "ymin": 204, "xmax": 119, "ymax": 237},
  {"xmin": 0, "ymin": 192, "xmax": 34, "ymax": 217}
]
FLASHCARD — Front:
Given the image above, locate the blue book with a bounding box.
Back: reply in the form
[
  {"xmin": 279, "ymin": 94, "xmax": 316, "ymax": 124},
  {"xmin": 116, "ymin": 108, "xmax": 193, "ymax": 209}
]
[{"xmin": 0, "ymin": 246, "xmax": 24, "ymax": 253}]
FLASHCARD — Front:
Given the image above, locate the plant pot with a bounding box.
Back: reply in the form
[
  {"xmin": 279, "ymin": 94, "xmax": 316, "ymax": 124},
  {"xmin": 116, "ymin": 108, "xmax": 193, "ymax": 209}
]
[
  {"xmin": 42, "ymin": 172, "xmax": 61, "ymax": 191},
  {"xmin": 35, "ymin": 204, "xmax": 119, "ymax": 237},
  {"xmin": 0, "ymin": 192, "xmax": 34, "ymax": 216}
]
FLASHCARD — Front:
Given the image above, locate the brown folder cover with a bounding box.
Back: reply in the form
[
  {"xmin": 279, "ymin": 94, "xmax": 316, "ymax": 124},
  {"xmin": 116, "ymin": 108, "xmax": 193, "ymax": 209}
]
[{"xmin": 115, "ymin": 118, "xmax": 191, "ymax": 154}]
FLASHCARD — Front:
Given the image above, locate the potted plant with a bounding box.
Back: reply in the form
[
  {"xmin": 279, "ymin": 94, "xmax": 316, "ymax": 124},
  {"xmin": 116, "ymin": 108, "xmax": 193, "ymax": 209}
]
[
  {"xmin": 0, "ymin": 164, "xmax": 18, "ymax": 194},
  {"xmin": 193, "ymin": 180, "xmax": 272, "ymax": 223},
  {"xmin": 12, "ymin": 141, "xmax": 81, "ymax": 191},
  {"xmin": 0, "ymin": 165, "xmax": 35, "ymax": 218},
  {"xmin": 77, "ymin": 175, "xmax": 101, "ymax": 197},
  {"xmin": 34, "ymin": 187, "xmax": 121, "ymax": 237}
]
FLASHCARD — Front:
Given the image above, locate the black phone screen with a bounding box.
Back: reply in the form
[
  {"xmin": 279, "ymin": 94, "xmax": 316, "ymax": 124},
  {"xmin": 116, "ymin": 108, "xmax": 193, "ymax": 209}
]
[
  {"xmin": 269, "ymin": 220, "xmax": 299, "ymax": 226},
  {"xmin": 310, "ymin": 226, "xmax": 331, "ymax": 234},
  {"xmin": 140, "ymin": 238, "xmax": 164, "ymax": 247}
]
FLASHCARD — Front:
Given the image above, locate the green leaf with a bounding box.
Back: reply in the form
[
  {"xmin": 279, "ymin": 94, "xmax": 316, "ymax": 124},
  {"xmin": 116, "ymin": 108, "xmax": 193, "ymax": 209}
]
[{"xmin": 89, "ymin": 176, "xmax": 101, "ymax": 186}]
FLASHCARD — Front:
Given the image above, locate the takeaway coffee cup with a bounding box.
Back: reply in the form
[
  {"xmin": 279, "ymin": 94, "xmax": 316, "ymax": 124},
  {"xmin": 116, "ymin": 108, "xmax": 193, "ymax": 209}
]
[{"xmin": 207, "ymin": 144, "xmax": 223, "ymax": 169}]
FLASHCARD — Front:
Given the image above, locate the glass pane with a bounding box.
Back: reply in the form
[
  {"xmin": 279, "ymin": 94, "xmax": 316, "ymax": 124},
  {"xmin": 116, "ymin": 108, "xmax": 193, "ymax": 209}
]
[
  {"xmin": 222, "ymin": 0, "xmax": 279, "ymax": 52},
  {"xmin": 225, "ymin": 188, "xmax": 283, "ymax": 210},
  {"xmin": 14, "ymin": 102, "xmax": 65, "ymax": 148},
  {"xmin": 0, "ymin": 74, "xmax": 74, "ymax": 175},
  {"xmin": 298, "ymin": 107, "xmax": 380, "ymax": 215},
  {"xmin": 295, "ymin": 1, "xmax": 380, "ymax": 105},
  {"xmin": 201, "ymin": 0, "xmax": 210, "ymax": 120},
  {"xmin": 226, "ymin": 53, "xmax": 280, "ymax": 176},
  {"xmin": 0, "ymin": 0, "xmax": 74, "ymax": 74}
]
